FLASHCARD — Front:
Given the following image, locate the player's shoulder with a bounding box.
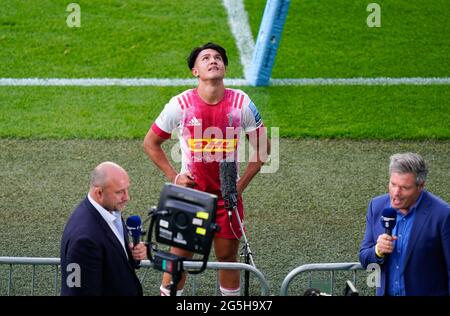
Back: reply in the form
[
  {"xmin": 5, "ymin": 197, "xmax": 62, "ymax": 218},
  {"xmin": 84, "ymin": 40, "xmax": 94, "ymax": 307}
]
[
  {"xmin": 168, "ymin": 88, "xmax": 196, "ymax": 110},
  {"xmin": 169, "ymin": 88, "xmax": 195, "ymax": 102},
  {"xmin": 226, "ymin": 87, "xmax": 249, "ymax": 98},
  {"xmin": 172, "ymin": 88, "xmax": 196, "ymax": 99},
  {"xmin": 225, "ymin": 88, "xmax": 252, "ymax": 110}
]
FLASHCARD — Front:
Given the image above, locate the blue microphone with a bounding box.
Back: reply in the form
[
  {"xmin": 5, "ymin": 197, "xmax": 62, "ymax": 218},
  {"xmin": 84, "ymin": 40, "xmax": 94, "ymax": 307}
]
[
  {"xmin": 380, "ymin": 207, "xmax": 397, "ymax": 236},
  {"xmin": 126, "ymin": 215, "xmax": 142, "ymax": 246}
]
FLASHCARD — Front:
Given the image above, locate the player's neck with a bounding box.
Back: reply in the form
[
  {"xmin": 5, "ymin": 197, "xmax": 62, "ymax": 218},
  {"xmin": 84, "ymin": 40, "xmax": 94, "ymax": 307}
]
[{"xmin": 197, "ymin": 80, "xmax": 225, "ymax": 105}]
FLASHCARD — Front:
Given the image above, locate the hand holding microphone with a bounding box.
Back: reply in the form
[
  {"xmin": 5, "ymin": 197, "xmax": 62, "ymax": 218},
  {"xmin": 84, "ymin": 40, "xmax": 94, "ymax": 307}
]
[
  {"xmin": 126, "ymin": 215, "xmax": 142, "ymax": 246},
  {"xmin": 126, "ymin": 215, "xmax": 147, "ymax": 260},
  {"xmin": 381, "ymin": 207, "xmax": 397, "ymax": 236},
  {"xmin": 130, "ymin": 243, "xmax": 147, "ymax": 261},
  {"xmin": 376, "ymin": 207, "xmax": 398, "ymax": 257}
]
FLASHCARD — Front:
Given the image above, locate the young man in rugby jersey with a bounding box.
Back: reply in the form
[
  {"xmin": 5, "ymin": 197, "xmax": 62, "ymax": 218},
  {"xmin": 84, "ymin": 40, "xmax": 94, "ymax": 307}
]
[{"xmin": 143, "ymin": 42, "xmax": 270, "ymax": 296}]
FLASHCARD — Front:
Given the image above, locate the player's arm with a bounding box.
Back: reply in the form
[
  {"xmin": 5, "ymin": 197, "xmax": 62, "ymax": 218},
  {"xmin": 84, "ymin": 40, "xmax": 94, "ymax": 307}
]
[
  {"xmin": 238, "ymin": 97, "xmax": 271, "ymax": 196},
  {"xmin": 143, "ymin": 128, "xmax": 178, "ymax": 183},
  {"xmin": 237, "ymin": 127, "xmax": 270, "ymax": 196},
  {"xmin": 143, "ymin": 96, "xmax": 196, "ymax": 187},
  {"xmin": 143, "ymin": 128, "xmax": 195, "ymax": 187},
  {"xmin": 143, "ymin": 98, "xmax": 186, "ymax": 183}
]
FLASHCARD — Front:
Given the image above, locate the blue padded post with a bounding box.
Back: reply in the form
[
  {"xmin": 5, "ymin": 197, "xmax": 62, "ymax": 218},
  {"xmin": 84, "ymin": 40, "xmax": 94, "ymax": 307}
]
[{"xmin": 248, "ymin": 0, "xmax": 290, "ymax": 86}]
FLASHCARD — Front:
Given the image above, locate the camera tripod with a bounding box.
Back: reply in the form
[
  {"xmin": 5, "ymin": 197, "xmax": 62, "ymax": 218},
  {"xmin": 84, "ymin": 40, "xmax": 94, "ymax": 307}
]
[{"xmin": 229, "ymin": 205, "xmax": 255, "ymax": 296}]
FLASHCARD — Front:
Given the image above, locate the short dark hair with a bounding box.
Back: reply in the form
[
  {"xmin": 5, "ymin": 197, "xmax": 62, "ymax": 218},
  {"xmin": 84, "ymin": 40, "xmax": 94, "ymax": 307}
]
[{"xmin": 187, "ymin": 42, "xmax": 228, "ymax": 70}]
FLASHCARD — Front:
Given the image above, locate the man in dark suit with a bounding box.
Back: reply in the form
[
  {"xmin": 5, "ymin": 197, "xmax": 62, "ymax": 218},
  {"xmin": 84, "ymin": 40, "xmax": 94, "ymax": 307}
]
[
  {"xmin": 60, "ymin": 161, "xmax": 147, "ymax": 296},
  {"xmin": 360, "ymin": 153, "xmax": 450, "ymax": 296}
]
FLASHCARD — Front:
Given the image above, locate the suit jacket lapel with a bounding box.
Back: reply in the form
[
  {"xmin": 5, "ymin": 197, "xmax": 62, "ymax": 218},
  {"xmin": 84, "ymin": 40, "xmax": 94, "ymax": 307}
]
[
  {"xmin": 402, "ymin": 192, "xmax": 431, "ymax": 270},
  {"xmin": 111, "ymin": 215, "xmax": 138, "ymax": 270},
  {"xmin": 103, "ymin": 217, "xmax": 134, "ymax": 266},
  {"xmin": 86, "ymin": 200, "xmax": 133, "ymax": 267},
  {"xmin": 121, "ymin": 219, "xmax": 137, "ymax": 266}
]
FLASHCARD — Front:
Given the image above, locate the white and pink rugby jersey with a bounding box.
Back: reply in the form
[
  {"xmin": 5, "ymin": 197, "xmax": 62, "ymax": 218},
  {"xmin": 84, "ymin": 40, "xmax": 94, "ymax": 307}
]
[{"xmin": 151, "ymin": 88, "xmax": 264, "ymax": 197}]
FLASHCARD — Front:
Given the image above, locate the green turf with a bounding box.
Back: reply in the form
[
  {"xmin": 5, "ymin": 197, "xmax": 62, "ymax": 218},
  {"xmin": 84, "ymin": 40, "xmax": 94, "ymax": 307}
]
[
  {"xmin": 250, "ymin": 85, "xmax": 450, "ymax": 140},
  {"xmin": 1, "ymin": 85, "xmax": 449, "ymax": 140},
  {"xmin": 246, "ymin": 0, "xmax": 450, "ymax": 78},
  {"xmin": 0, "ymin": 0, "xmax": 242, "ymax": 78},
  {"xmin": 1, "ymin": 1, "xmax": 449, "ymax": 297},
  {"xmin": 0, "ymin": 139, "xmax": 448, "ymax": 295},
  {"xmin": 2, "ymin": 1, "xmax": 449, "ymax": 78}
]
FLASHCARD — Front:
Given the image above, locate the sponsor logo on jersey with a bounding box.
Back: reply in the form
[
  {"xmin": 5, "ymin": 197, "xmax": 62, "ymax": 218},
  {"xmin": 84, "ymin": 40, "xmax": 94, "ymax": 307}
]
[
  {"xmin": 186, "ymin": 116, "xmax": 201, "ymax": 126},
  {"xmin": 188, "ymin": 138, "xmax": 237, "ymax": 152}
]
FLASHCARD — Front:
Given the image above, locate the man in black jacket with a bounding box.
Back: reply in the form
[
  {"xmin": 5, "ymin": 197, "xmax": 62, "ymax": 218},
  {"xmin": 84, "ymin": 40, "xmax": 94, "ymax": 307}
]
[{"xmin": 60, "ymin": 161, "xmax": 147, "ymax": 296}]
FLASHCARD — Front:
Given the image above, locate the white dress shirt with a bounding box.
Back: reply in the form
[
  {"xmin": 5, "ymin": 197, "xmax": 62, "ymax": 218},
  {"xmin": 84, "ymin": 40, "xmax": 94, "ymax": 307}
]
[{"xmin": 87, "ymin": 194, "xmax": 128, "ymax": 258}]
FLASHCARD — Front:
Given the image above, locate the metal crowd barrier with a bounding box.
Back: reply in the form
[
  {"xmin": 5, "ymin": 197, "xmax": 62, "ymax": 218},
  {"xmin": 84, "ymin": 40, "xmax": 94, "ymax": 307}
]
[
  {"xmin": 280, "ymin": 262, "xmax": 366, "ymax": 296},
  {"xmin": 0, "ymin": 257, "xmax": 60, "ymax": 296},
  {"xmin": 0, "ymin": 257, "xmax": 269, "ymax": 296}
]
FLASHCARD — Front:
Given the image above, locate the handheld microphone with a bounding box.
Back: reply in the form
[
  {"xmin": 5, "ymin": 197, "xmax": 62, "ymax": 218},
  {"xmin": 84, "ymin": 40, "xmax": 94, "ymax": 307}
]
[
  {"xmin": 126, "ymin": 215, "xmax": 142, "ymax": 246},
  {"xmin": 219, "ymin": 161, "xmax": 238, "ymax": 221},
  {"xmin": 380, "ymin": 207, "xmax": 397, "ymax": 236}
]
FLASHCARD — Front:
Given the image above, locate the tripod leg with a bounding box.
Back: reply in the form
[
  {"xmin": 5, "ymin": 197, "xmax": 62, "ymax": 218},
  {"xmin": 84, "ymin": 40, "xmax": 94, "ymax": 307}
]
[
  {"xmin": 170, "ymin": 282, "xmax": 177, "ymax": 296},
  {"xmin": 244, "ymin": 244, "xmax": 250, "ymax": 296},
  {"xmin": 244, "ymin": 269, "xmax": 250, "ymax": 296},
  {"xmin": 232, "ymin": 206, "xmax": 255, "ymax": 296},
  {"xmin": 170, "ymin": 271, "xmax": 182, "ymax": 296}
]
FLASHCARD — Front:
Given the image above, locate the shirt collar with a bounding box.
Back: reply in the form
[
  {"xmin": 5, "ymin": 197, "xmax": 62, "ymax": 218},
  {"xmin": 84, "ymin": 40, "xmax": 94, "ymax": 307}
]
[
  {"xmin": 393, "ymin": 190, "xmax": 424, "ymax": 218},
  {"xmin": 409, "ymin": 190, "xmax": 424, "ymax": 213},
  {"xmin": 87, "ymin": 193, "xmax": 120, "ymax": 224}
]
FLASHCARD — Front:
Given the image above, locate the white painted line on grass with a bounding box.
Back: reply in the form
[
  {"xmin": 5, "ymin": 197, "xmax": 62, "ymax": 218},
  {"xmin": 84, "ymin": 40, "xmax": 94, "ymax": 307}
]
[
  {"xmin": 0, "ymin": 77, "xmax": 449, "ymax": 86},
  {"xmin": 270, "ymin": 77, "xmax": 450, "ymax": 86},
  {"xmin": 0, "ymin": 78, "xmax": 197, "ymax": 86},
  {"xmin": 0, "ymin": 78, "xmax": 245, "ymax": 86},
  {"xmin": 222, "ymin": 0, "xmax": 255, "ymax": 80}
]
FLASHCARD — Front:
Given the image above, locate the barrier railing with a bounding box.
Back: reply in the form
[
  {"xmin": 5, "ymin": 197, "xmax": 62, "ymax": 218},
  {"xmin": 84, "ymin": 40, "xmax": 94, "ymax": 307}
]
[
  {"xmin": 0, "ymin": 257, "xmax": 60, "ymax": 296},
  {"xmin": 0, "ymin": 257, "xmax": 269, "ymax": 296},
  {"xmin": 280, "ymin": 262, "xmax": 366, "ymax": 296}
]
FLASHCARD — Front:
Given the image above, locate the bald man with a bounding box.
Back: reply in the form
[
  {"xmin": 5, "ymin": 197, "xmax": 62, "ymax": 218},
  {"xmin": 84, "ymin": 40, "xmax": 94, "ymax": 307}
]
[{"xmin": 60, "ymin": 162, "xmax": 147, "ymax": 296}]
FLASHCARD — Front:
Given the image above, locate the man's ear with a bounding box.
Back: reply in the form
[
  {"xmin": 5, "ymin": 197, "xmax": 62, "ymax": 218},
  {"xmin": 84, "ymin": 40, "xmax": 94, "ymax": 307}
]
[
  {"xmin": 93, "ymin": 186, "xmax": 103, "ymax": 200},
  {"xmin": 192, "ymin": 68, "xmax": 199, "ymax": 78},
  {"xmin": 418, "ymin": 182, "xmax": 425, "ymax": 191}
]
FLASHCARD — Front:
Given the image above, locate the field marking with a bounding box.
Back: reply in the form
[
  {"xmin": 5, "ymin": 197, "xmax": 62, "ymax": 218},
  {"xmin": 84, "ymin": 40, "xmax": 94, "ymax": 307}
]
[
  {"xmin": 222, "ymin": 0, "xmax": 255, "ymax": 80},
  {"xmin": 270, "ymin": 77, "xmax": 450, "ymax": 86},
  {"xmin": 0, "ymin": 78, "xmax": 245, "ymax": 86},
  {"xmin": 1, "ymin": 77, "xmax": 449, "ymax": 86}
]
